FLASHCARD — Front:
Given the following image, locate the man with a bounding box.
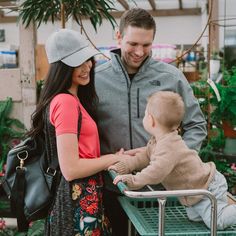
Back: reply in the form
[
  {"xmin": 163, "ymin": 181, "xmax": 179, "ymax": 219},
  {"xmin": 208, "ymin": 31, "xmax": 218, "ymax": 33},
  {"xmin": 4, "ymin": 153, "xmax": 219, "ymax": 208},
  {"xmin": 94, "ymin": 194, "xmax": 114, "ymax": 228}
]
[{"xmin": 95, "ymin": 8, "xmax": 207, "ymax": 236}]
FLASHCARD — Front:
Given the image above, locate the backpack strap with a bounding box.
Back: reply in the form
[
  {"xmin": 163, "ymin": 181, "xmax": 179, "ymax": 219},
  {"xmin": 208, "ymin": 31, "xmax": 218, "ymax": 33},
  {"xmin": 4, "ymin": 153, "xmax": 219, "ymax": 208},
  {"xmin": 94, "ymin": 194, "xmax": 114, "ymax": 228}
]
[
  {"xmin": 44, "ymin": 96, "xmax": 82, "ymax": 169},
  {"xmin": 43, "ymin": 104, "xmax": 82, "ymax": 182},
  {"xmin": 11, "ymin": 167, "xmax": 28, "ymax": 231},
  {"xmin": 44, "ymin": 106, "xmax": 60, "ymax": 177}
]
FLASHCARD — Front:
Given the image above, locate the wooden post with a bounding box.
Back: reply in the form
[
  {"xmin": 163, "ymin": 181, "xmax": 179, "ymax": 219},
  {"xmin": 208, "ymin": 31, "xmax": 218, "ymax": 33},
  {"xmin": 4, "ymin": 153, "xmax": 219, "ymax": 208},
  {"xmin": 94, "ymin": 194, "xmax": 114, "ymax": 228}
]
[
  {"xmin": 61, "ymin": 3, "xmax": 65, "ymax": 28},
  {"xmin": 209, "ymin": 0, "xmax": 219, "ymax": 53},
  {"xmin": 19, "ymin": 21, "xmax": 37, "ymax": 130},
  {"xmin": 207, "ymin": 0, "xmax": 219, "ymax": 141}
]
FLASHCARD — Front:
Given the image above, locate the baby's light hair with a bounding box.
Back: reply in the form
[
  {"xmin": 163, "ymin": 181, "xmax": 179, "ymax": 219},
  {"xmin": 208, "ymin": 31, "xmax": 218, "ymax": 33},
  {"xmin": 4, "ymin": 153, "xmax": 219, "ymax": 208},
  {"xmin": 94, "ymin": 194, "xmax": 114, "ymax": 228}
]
[{"xmin": 147, "ymin": 91, "xmax": 185, "ymax": 130}]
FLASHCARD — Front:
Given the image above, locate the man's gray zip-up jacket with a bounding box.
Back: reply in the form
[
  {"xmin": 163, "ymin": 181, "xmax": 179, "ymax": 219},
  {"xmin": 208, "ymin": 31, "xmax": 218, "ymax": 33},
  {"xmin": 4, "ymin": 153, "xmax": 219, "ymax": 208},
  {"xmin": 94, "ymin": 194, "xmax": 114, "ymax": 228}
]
[{"xmin": 95, "ymin": 49, "xmax": 207, "ymax": 155}]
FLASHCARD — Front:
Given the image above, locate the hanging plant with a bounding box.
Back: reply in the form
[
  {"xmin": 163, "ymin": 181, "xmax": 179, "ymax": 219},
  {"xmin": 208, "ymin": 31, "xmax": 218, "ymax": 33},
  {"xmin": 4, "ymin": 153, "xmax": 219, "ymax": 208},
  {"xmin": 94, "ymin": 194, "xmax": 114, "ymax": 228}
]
[{"xmin": 18, "ymin": 0, "xmax": 117, "ymax": 31}]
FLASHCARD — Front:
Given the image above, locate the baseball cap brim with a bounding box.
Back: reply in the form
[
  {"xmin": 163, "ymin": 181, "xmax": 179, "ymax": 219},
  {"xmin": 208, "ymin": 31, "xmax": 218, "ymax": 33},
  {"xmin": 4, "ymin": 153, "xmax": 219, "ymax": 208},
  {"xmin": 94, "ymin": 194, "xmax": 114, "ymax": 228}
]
[{"xmin": 61, "ymin": 46, "xmax": 100, "ymax": 67}]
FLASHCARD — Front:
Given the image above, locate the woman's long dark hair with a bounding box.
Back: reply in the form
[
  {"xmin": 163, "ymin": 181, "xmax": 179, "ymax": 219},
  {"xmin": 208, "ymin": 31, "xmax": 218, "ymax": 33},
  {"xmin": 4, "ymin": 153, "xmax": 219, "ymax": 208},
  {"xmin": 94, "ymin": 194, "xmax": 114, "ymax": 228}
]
[{"xmin": 28, "ymin": 58, "xmax": 98, "ymax": 138}]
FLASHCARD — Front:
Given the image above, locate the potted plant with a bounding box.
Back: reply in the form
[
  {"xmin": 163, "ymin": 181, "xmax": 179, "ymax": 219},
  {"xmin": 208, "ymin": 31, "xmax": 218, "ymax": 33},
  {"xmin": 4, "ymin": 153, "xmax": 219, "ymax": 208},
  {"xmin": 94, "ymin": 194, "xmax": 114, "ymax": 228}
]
[
  {"xmin": 0, "ymin": 97, "xmax": 26, "ymax": 175},
  {"xmin": 191, "ymin": 67, "xmax": 236, "ymax": 191},
  {"xmin": 210, "ymin": 66, "xmax": 236, "ymax": 154},
  {"xmin": 210, "ymin": 67, "xmax": 236, "ymax": 133}
]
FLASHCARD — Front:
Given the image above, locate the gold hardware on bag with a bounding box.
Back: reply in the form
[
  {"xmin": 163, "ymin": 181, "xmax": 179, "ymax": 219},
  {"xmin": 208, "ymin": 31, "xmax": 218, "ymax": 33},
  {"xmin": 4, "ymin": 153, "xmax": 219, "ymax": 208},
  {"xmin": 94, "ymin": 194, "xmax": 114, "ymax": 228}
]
[{"xmin": 16, "ymin": 151, "xmax": 28, "ymax": 169}]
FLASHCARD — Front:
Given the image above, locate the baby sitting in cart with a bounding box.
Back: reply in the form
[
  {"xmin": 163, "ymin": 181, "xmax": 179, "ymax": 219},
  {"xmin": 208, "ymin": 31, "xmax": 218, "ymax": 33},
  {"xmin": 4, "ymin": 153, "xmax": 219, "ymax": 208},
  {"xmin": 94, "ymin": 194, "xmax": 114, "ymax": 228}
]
[{"xmin": 109, "ymin": 91, "xmax": 236, "ymax": 230}]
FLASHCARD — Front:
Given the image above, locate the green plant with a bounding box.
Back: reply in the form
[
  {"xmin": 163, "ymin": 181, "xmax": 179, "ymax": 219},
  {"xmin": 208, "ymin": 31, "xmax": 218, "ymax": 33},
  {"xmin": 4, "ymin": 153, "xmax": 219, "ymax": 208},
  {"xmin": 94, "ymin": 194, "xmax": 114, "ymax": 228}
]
[
  {"xmin": 223, "ymin": 66, "xmax": 236, "ymax": 86},
  {"xmin": 0, "ymin": 219, "xmax": 44, "ymax": 236},
  {"xmin": 27, "ymin": 220, "xmax": 45, "ymax": 236},
  {"xmin": 0, "ymin": 97, "xmax": 26, "ymax": 173},
  {"xmin": 18, "ymin": 0, "xmax": 117, "ymax": 31},
  {"xmin": 191, "ymin": 74, "xmax": 236, "ymax": 191},
  {"xmin": 199, "ymin": 125, "xmax": 225, "ymax": 159},
  {"xmin": 190, "ymin": 79, "xmax": 209, "ymax": 120},
  {"xmin": 210, "ymin": 50, "xmax": 221, "ymax": 60},
  {"xmin": 210, "ymin": 67, "xmax": 236, "ymax": 128}
]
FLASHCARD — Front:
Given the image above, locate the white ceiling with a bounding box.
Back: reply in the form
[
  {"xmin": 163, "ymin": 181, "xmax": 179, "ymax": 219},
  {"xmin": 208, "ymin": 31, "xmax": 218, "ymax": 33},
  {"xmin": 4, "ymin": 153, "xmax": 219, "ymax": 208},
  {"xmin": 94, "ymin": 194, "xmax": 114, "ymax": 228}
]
[
  {"xmin": 113, "ymin": 0, "xmax": 205, "ymax": 11},
  {"xmin": 0, "ymin": 0, "xmax": 207, "ymax": 21}
]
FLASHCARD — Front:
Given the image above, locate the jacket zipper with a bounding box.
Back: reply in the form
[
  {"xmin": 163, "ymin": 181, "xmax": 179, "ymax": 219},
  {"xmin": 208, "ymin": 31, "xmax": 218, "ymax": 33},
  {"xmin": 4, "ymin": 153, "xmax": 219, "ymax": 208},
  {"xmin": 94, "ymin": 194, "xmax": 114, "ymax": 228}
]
[
  {"xmin": 116, "ymin": 56, "xmax": 133, "ymax": 149},
  {"xmin": 137, "ymin": 88, "xmax": 140, "ymax": 118},
  {"xmin": 127, "ymin": 83, "xmax": 133, "ymax": 149}
]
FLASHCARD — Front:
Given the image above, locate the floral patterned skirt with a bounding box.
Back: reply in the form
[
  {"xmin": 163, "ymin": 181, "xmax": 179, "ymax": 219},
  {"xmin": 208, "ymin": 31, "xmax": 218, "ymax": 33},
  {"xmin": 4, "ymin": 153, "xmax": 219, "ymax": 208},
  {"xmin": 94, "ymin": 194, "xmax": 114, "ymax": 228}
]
[{"xmin": 45, "ymin": 173, "xmax": 112, "ymax": 236}]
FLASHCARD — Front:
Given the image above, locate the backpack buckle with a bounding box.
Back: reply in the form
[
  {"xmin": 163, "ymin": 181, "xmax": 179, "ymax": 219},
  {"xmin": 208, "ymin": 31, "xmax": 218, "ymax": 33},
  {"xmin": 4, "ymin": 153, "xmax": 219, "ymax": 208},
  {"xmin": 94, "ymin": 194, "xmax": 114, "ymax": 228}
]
[{"xmin": 46, "ymin": 168, "xmax": 57, "ymax": 176}]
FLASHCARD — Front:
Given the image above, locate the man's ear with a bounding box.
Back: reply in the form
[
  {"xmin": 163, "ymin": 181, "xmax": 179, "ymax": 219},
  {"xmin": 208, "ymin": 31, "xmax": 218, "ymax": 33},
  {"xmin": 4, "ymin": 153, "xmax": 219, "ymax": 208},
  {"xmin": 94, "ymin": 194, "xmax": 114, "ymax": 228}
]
[{"xmin": 116, "ymin": 30, "xmax": 122, "ymax": 45}]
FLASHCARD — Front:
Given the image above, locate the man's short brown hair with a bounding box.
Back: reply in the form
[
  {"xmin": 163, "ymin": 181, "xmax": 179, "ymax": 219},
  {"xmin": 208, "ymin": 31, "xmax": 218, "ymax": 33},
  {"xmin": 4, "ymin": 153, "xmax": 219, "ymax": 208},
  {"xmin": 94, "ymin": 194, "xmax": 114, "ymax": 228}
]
[{"xmin": 119, "ymin": 8, "xmax": 156, "ymax": 37}]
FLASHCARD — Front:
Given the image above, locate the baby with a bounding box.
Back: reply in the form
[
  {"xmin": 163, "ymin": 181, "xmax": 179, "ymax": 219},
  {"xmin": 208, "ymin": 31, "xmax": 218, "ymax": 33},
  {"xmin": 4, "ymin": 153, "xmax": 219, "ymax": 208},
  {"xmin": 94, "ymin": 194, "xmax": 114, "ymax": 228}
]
[{"xmin": 110, "ymin": 91, "xmax": 236, "ymax": 230}]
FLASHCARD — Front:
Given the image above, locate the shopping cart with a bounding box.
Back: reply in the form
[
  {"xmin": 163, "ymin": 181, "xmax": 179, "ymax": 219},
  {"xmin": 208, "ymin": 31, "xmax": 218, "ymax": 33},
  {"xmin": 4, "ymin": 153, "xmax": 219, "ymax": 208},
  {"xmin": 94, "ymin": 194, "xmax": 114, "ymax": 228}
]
[{"xmin": 109, "ymin": 170, "xmax": 236, "ymax": 236}]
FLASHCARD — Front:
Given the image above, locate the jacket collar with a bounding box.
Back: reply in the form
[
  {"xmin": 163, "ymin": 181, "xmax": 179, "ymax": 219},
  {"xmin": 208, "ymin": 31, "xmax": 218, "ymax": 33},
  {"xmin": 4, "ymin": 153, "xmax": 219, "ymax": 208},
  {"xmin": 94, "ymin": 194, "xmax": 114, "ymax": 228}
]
[{"xmin": 110, "ymin": 48, "xmax": 153, "ymax": 74}]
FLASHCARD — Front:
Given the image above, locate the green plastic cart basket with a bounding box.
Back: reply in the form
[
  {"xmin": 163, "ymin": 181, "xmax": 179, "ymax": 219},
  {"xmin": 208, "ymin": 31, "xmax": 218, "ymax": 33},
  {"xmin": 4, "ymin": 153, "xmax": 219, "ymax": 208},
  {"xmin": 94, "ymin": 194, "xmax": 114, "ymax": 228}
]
[
  {"xmin": 118, "ymin": 197, "xmax": 236, "ymax": 236},
  {"xmin": 109, "ymin": 170, "xmax": 236, "ymax": 236}
]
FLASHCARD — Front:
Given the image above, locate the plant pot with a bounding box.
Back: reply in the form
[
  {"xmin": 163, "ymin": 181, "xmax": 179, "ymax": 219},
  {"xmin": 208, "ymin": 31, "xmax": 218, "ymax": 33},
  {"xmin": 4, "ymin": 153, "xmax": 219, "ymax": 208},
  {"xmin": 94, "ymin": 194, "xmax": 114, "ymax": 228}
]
[
  {"xmin": 183, "ymin": 71, "xmax": 200, "ymax": 83},
  {"xmin": 222, "ymin": 121, "xmax": 236, "ymax": 138}
]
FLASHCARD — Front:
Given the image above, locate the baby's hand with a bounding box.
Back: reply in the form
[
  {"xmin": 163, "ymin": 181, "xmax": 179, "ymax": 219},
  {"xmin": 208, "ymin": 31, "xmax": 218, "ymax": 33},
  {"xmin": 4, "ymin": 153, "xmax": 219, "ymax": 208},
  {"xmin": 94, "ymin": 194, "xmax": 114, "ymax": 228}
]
[
  {"xmin": 113, "ymin": 175, "xmax": 124, "ymax": 185},
  {"xmin": 108, "ymin": 154, "xmax": 134, "ymax": 174},
  {"xmin": 118, "ymin": 153, "xmax": 133, "ymax": 159},
  {"xmin": 116, "ymin": 148, "xmax": 124, "ymax": 155}
]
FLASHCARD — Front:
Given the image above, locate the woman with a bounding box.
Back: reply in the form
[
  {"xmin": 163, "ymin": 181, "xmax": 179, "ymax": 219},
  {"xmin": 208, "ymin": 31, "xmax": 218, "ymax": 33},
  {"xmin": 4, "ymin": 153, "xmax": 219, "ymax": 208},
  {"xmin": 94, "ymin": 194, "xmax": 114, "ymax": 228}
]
[{"xmin": 28, "ymin": 29, "xmax": 122, "ymax": 236}]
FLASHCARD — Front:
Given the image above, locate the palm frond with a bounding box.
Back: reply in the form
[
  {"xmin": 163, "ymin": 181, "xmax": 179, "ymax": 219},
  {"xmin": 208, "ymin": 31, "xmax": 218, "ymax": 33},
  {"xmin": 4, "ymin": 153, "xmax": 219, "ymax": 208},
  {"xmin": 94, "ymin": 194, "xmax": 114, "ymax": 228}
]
[{"xmin": 18, "ymin": 0, "xmax": 117, "ymax": 31}]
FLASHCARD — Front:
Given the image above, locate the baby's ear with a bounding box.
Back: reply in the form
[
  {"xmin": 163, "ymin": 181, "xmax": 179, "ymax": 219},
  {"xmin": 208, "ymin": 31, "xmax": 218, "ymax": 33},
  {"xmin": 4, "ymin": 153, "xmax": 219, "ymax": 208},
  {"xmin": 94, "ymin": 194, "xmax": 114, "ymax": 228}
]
[{"xmin": 149, "ymin": 114, "xmax": 156, "ymax": 127}]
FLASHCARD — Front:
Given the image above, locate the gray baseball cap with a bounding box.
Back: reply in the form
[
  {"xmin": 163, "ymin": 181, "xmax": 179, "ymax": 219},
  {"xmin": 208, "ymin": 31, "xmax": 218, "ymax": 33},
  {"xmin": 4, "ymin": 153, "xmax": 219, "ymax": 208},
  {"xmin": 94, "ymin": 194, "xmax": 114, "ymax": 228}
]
[{"xmin": 45, "ymin": 29, "xmax": 99, "ymax": 67}]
